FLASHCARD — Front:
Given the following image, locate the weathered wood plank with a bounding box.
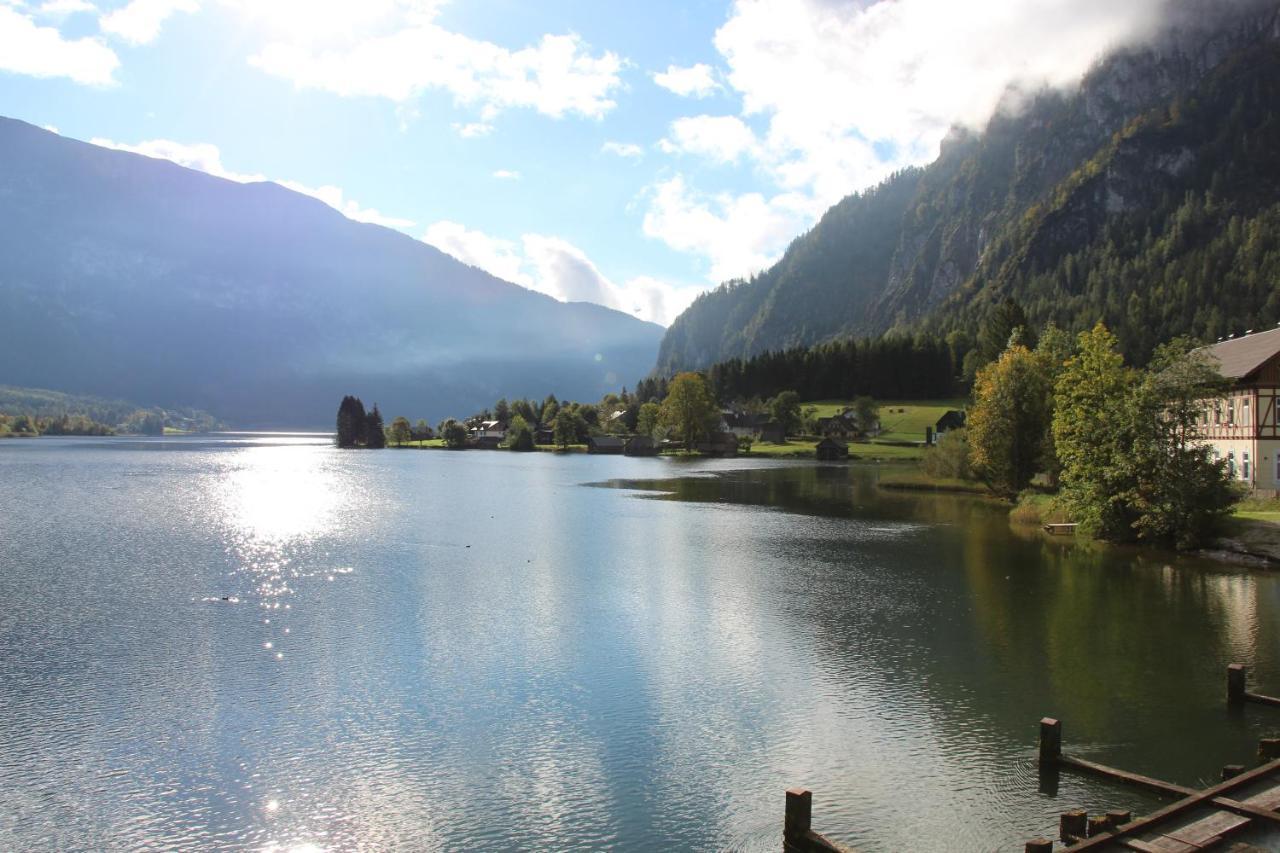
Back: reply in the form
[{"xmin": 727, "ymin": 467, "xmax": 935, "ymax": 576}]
[
  {"xmin": 1049, "ymin": 757, "xmax": 1280, "ymax": 850},
  {"xmin": 1058, "ymin": 755, "xmax": 1196, "ymax": 798},
  {"xmin": 1161, "ymin": 809, "xmax": 1250, "ymax": 845}
]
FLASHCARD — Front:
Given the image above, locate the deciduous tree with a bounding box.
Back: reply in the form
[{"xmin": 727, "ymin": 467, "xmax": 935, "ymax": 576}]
[{"xmin": 660, "ymin": 372, "xmax": 719, "ymax": 449}]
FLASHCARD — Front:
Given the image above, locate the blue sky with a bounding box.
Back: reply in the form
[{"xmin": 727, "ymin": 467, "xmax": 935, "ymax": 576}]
[{"xmin": 0, "ymin": 0, "xmax": 1170, "ymax": 325}]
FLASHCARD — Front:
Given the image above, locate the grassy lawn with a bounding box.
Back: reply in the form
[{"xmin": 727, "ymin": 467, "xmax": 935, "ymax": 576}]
[
  {"xmin": 745, "ymin": 439, "xmax": 925, "ymax": 461},
  {"xmin": 803, "ymin": 399, "xmax": 967, "ymax": 444},
  {"xmin": 395, "ymin": 439, "xmax": 447, "ymax": 448},
  {"xmin": 1233, "ymin": 496, "xmax": 1280, "ymax": 524},
  {"xmin": 746, "ymin": 440, "xmax": 820, "ymax": 458}
]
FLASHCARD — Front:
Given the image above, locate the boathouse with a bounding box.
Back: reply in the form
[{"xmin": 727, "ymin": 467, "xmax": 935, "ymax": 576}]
[
  {"xmin": 586, "ymin": 435, "xmax": 625, "ymax": 454},
  {"xmin": 1192, "ymin": 326, "xmax": 1280, "ymax": 494},
  {"xmin": 623, "ymin": 435, "xmax": 658, "ymax": 456},
  {"xmin": 815, "ymin": 437, "xmax": 849, "ymax": 461}
]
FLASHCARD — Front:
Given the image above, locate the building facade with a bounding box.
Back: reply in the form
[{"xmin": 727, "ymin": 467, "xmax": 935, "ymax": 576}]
[{"xmin": 1194, "ymin": 327, "xmax": 1280, "ymax": 495}]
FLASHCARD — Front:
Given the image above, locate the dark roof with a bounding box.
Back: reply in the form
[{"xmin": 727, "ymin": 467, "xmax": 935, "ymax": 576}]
[
  {"xmin": 625, "ymin": 435, "xmax": 655, "ymax": 447},
  {"xmin": 1195, "ymin": 327, "xmax": 1280, "ymax": 379},
  {"xmin": 816, "ymin": 437, "xmax": 848, "ymax": 448},
  {"xmin": 935, "ymin": 410, "xmax": 966, "ymax": 429},
  {"xmin": 588, "ymin": 435, "xmax": 626, "ymax": 448}
]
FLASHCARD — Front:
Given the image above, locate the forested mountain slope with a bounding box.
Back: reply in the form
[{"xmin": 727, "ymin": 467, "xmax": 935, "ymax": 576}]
[
  {"xmin": 655, "ymin": 0, "xmax": 1280, "ymax": 374},
  {"xmin": 0, "ymin": 119, "xmax": 662, "ymax": 427}
]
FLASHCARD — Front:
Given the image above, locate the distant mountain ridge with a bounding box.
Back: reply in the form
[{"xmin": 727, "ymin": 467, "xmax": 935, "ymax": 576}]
[
  {"xmin": 0, "ymin": 119, "xmax": 663, "ymax": 427},
  {"xmin": 655, "ymin": 0, "xmax": 1280, "ymax": 374}
]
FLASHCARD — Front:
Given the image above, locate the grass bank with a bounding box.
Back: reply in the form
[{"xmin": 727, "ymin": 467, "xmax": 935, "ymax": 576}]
[{"xmin": 804, "ymin": 399, "xmax": 966, "ymax": 444}]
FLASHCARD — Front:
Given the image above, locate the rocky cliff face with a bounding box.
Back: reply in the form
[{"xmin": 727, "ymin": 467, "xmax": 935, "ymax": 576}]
[{"xmin": 655, "ymin": 0, "xmax": 1280, "ymax": 374}]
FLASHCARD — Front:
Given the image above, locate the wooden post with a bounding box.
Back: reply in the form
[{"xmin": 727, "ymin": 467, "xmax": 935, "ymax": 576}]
[
  {"xmin": 1024, "ymin": 839, "xmax": 1053, "ymax": 853},
  {"xmin": 1059, "ymin": 809, "xmax": 1087, "ymax": 842},
  {"xmin": 1228, "ymin": 663, "xmax": 1247, "ymax": 705},
  {"xmin": 1222, "ymin": 764, "xmax": 1245, "ymax": 781},
  {"xmin": 1258, "ymin": 738, "xmax": 1280, "ymax": 763},
  {"xmin": 785, "ymin": 787, "xmax": 812, "ymax": 843},
  {"xmin": 1039, "ymin": 717, "xmax": 1062, "ymax": 764},
  {"xmin": 1106, "ymin": 809, "xmax": 1131, "ymax": 828},
  {"xmin": 1087, "ymin": 814, "xmax": 1110, "ymax": 837}
]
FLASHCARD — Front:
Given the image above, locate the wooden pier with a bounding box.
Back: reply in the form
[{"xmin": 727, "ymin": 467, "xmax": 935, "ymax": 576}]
[
  {"xmin": 783, "ymin": 788, "xmax": 856, "ymax": 852},
  {"xmin": 784, "ymin": 664, "xmax": 1280, "ymax": 851},
  {"xmin": 1043, "ymin": 522, "xmax": 1079, "ymax": 535},
  {"xmin": 1036, "ymin": 713, "xmax": 1280, "ymax": 851}
]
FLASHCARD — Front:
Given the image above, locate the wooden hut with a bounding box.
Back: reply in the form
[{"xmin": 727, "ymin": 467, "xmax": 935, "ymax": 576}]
[
  {"xmin": 624, "ymin": 435, "xmax": 659, "ymax": 456},
  {"xmin": 815, "ymin": 437, "xmax": 849, "ymax": 461},
  {"xmin": 586, "ymin": 435, "xmax": 625, "ymax": 454}
]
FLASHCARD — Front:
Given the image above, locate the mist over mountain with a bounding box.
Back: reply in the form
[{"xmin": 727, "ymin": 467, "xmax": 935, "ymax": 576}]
[
  {"xmin": 0, "ymin": 119, "xmax": 662, "ymax": 427},
  {"xmin": 655, "ymin": 0, "xmax": 1280, "ymax": 374}
]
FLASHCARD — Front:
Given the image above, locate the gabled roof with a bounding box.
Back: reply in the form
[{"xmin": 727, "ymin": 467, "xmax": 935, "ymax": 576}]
[
  {"xmin": 588, "ymin": 435, "xmax": 626, "ymax": 447},
  {"xmin": 1196, "ymin": 326, "xmax": 1280, "ymax": 380}
]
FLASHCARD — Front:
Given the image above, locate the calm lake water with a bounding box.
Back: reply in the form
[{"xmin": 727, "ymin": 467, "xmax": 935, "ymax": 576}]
[{"xmin": 3, "ymin": 434, "xmax": 1280, "ymax": 851}]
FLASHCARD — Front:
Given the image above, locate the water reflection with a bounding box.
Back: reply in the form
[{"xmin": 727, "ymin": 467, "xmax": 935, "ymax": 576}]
[{"xmin": 3, "ymin": 443, "xmax": 1280, "ymax": 851}]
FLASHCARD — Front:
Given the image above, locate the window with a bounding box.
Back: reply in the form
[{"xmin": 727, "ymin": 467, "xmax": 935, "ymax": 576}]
[
  {"xmin": 1243, "ymin": 451, "xmax": 1251, "ymax": 481},
  {"xmin": 1227, "ymin": 451, "xmax": 1235, "ymax": 478},
  {"xmin": 1244, "ymin": 399, "xmax": 1251, "ymax": 427},
  {"xmin": 1214, "ymin": 404, "xmax": 1222, "ymax": 425},
  {"xmin": 1276, "ymin": 456, "xmax": 1280, "ymax": 483},
  {"xmin": 1228, "ymin": 401, "xmax": 1235, "ymax": 425}
]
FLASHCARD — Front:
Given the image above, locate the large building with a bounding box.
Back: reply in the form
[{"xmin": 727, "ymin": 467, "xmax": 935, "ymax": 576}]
[{"xmin": 1194, "ymin": 326, "xmax": 1280, "ymax": 494}]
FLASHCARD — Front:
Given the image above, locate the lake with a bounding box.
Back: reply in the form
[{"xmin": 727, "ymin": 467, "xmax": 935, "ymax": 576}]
[{"xmin": 2, "ymin": 434, "xmax": 1279, "ymax": 851}]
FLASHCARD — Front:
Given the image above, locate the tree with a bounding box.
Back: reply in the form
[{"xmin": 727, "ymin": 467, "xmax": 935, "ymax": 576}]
[
  {"xmin": 1124, "ymin": 339, "xmax": 1239, "ymax": 547},
  {"xmin": 388, "ymin": 416, "xmax": 412, "ymax": 445},
  {"xmin": 336, "ymin": 396, "xmax": 365, "ymax": 448},
  {"xmin": 364, "ymin": 405, "xmax": 386, "ymax": 449},
  {"xmin": 122, "ymin": 409, "xmax": 164, "ymax": 436},
  {"xmin": 1053, "ymin": 323, "xmax": 1142, "ymax": 538},
  {"xmin": 851, "ymin": 395, "xmax": 879, "ymax": 435},
  {"xmin": 636, "ymin": 402, "xmax": 661, "ymax": 437},
  {"xmin": 660, "ymin": 372, "xmax": 719, "ymax": 449},
  {"xmin": 504, "ymin": 414, "xmax": 534, "ymax": 451},
  {"xmin": 923, "ymin": 428, "xmax": 973, "ymax": 480},
  {"xmin": 541, "ymin": 394, "xmax": 560, "ymax": 426},
  {"xmin": 967, "ymin": 345, "xmax": 1052, "ymax": 497},
  {"xmin": 976, "ymin": 298, "xmax": 1036, "ymax": 368},
  {"xmin": 553, "ymin": 409, "xmax": 583, "ymax": 449},
  {"xmin": 413, "ymin": 419, "xmax": 432, "ymax": 440},
  {"xmin": 768, "ymin": 390, "xmax": 802, "ymax": 435},
  {"xmin": 493, "ymin": 398, "xmax": 510, "ymax": 425},
  {"xmin": 441, "ymin": 419, "xmax": 468, "ymax": 449}
]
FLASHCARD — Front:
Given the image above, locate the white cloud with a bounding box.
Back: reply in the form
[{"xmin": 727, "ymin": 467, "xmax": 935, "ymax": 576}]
[
  {"xmin": 642, "ymin": 175, "xmax": 815, "ymax": 284},
  {"xmin": 492, "ymin": 169, "xmax": 520, "ymax": 180},
  {"xmin": 652, "ymin": 62, "xmax": 720, "ymax": 98},
  {"xmin": 243, "ymin": 3, "xmax": 624, "ymax": 123},
  {"xmin": 601, "ymin": 140, "xmax": 643, "ymax": 159},
  {"xmin": 0, "ymin": 5, "xmax": 118, "ymax": 84},
  {"xmin": 451, "ymin": 121, "xmax": 492, "ymax": 138},
  {"xmin": 99, "ymin": 0, "xmax": 197, "ymax": 45},
  {"xmin": 423, "ymin": 220, "xmax": 696, "ymax": 325},
  {"xmin": 713, "ymin": 0, "xmax": 1168, "ymax": 204},
  {"xmin": 643, "ymin": 0, "xmax": 1171, "ymax": 285},
  {"xmin": 89, "ymin": 136, "xmax": 414, "ymax": 229},
  {"xmin": 37, "ymin": 0, "xmax": 97, "ymax": 17},
  {"xmin": 658, "ymin": 114, "xmax": 758, "ymax": 164}
]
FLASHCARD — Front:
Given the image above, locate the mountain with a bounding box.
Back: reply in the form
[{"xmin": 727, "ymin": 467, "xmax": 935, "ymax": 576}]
[
  {"xmin": 655, "ymin": 0, "xmax": 1280, "ymax": 375},
  {"xmin": 0, "ymin": 118, "xmax": 663, "ymax": 427}
]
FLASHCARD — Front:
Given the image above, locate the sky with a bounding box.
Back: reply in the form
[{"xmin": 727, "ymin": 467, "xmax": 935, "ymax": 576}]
[{"xmin": 0, "ymin": 0, "xmax": 1171, "ymax": 326}]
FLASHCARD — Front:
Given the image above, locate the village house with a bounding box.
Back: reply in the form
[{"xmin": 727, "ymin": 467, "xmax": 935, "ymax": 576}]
[
  {"xmin": 470, "ymin": 420, "xmax": 507, "ymax": 440},
  {"xmin": 1193, "ymin": 326, "xmax": 1280, "ymax": 495}
]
